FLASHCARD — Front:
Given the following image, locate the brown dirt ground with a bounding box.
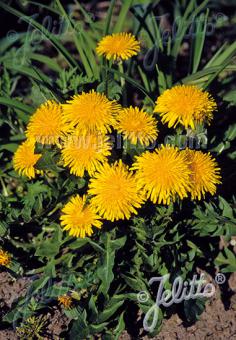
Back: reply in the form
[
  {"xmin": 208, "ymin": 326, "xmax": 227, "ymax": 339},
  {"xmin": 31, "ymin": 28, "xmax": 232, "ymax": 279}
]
[
  {"xmin": 120, "ymin": 272, "xmax": 236, "ymax": 340},
  {"xmin": 120, "ymin": 292, "xmax": 236, "ymax": 340},
  {"xmin": 0, "ymin": 272, "xmax": 69, "ymax": 339},
  {"xmin": 0, "ymin": 272, "xmax": 236, "ymax": 339}
]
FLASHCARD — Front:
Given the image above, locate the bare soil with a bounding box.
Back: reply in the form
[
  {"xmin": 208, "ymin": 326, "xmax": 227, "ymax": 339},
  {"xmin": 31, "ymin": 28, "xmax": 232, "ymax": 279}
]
[
  {"xmin": 0, "ymin": 271, "xmax": 236, "ymax": 339},
  {"xmin": 0, "ymin": 272, "xmax": 69, "ymax": 339}
]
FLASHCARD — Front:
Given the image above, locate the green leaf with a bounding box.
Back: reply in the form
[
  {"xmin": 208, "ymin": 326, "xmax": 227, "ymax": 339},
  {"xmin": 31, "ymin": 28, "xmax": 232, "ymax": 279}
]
[
  {"xmin": 44, "ymin": 259, "xmax": 56, "ymax": 277},
  {"xmin": 98, "ymin": 300, "xmax": 124, "ymax": 323},
  {"xmin": 35, "ymin": 237, "xmax": 60, "ymax": 258},
  {"xmin": 184, "ymin": 298, "xmax": 206, "ymax": 323},
  {"xmin": 191, "ymin": 10, "xmax": 209, "ymax": 73},
  {"xmin": 219, "ymin": 196, "xmax": 234, "ymax": 219},
  {"xmin": 55, "ymin": 0, "xmax": 95, "ymax": 78},
  {"xmin": 114, "ymin": 312, "xmax": 125, "ymax": 340},
  {"xmin": 35, "ymin": 150, "xmax": 63, "ymax": 173},
  {"xmin": 215, "ymin": 248, "xmax": 236, "ymax": 272},
  {"xmin": 0, "ymin": 221, "xmax": 7, "ymax": 237},
  {"xmin": 171, "ymin": 0, "xmax": 209, "ymax": 58},
  {"xmin": 28, "ymin": 53, "xmax": 62, "ymax": 73},
  {"xmin": 69, "ymin": 310, "xmax": 89, "ymax": 339},
  {"xmin": 97, "ymin": 79, "xmax": 122, "ymax": 100},
  {"xmin": 3, "ymin": 61, "xmax": 61, "ymax": 100},
  {"xmin": 0, "ymin": 97, "xmax": 33, "ymax": 114},
  {"xmin": 0, "ymin": 2, "xmax": 77, "ymax": 68},
  {"xmin": 98, "ymin": 295, "xmax": 126, "ymax": 323},
  {"xmin": 0, "ymin": 143, "xmax": 19, "ymax": 152},
  {"xmin": 121, "ymin": 274, "xmax": 147, "ymax": 291},
  {"xmin": 68, "ymin": 238, "xmax": 89, "ymax": 250},
  {"xmin": 113, "ymin": 0, "xmax": 133, "ymax": 33},
  {"xmin": 90, "ymin": 322, "xmax": 108, "ymax": 334},
  {"xmin": 0, "ymin": 32, "xmax": 27, "ymax": 54},
  {"xmin": 88, "ymin": 295, "xmax": 99, "ymax": 321},
  {"xmin": 180, "ymin": 65, "xmax": 236, "ymax": 85},
  {"xmin": 104, "ymin": 0, "xmax": 116, "ymax": 35},
  {"xmin": 107, "ymin": 67, "xmax": 154, "ymax": 105},
  {"xmin": 205, "ymin": 41, "xmax": 236, "ymax": 69},
  {"xmin": 21, "ymin": 181, "xmax": 49, "ymax": 208},
  {"xmin": 97, "ymin": 234, "xmax": 126, "ymax": 295},
  {"xmin": 27, "ymin": 276, "xmax": 50, "ymax": 296}
]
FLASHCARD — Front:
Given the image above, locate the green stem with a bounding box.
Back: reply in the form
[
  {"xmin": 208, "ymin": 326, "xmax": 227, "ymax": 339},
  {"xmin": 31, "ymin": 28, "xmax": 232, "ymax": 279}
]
[
  {"xmin": 0, "ymin": 177, "xmax": 8, "ymax": 197},
  {"xmin": 118, "ymin": 61, "xmax": 125, "ymax": 87},
  {"xmin": 48, "ymin": 202, "xmax": 63, "ymax": 216},
  {"xmin": 118, "ymin": 61, "xmax": 127, "ymax": 105}
]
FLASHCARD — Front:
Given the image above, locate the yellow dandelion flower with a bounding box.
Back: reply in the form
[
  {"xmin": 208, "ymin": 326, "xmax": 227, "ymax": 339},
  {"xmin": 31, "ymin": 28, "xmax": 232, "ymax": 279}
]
[
  {"xmin": 0, "ymin": 249, "xmax": 11, "ymax": 267},
  {"xmin": 60, "ymin": 195, "xmax": 102, "ymax": 238},
  {"xmin": 62, "ymin": 90, "xmax": 120, "ymax": 134},
  {"xmin": 13, "ymin": 140, "xmax": 42, "ymax": 179},
  {"xmin": 131, "ymin": 145, "xmax": 191, "ymax": 205},
  {"xmin": 183, "ymin": 149, "xmax": 221, "ymax": 200},
  {"xmin": 96, "ymin": 32, "xmax": 140, "ymax": 60},
  {"xmin": 154, "ymin": 85, "xmax": 217, "ymax": 129},
  {"xmin": 26, "ymin": 100, "xmax": 69, "ymax": 145},
  {"xmin": 61, "ymin": 133, "xmax": 111, "ymax": 177},
  {"xmin": 58, "ymin": 295, "xmax": 72, "ymax": 309},
  {"xmin": 114, "ymin": 106, "xmax": 158, "ymax": 146},
  {"xmin": 88, "ymin": 160, "xmax": 144, "ymax": 221}
]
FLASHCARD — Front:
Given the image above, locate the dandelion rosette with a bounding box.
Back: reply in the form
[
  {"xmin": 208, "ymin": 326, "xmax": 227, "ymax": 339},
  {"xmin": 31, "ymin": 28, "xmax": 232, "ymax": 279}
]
[
  {"xmin": 96, "ymin": 32, "xmax": 140, "ymax": 60},
  {"xmin": 88, "ymin": 160, "xmax": 144, "ymax": 221},
  {"xmin": 60, "ymin": 195, "xmax": 102, "ymax": 238},
  {"xmin": 13, "ymin": 140, "xmax": 42, "ymax": 179},
  {"xmin": 26, "ymin": 100, "xmax": 69, "ymax": 145},
  {"xmin": 114, "ymin": 106, "xmax": 158, "ymax": 146},
  {"xmin": 154, "ymin": 85, "xmax": 217, "ymax": 129},
  {"xmin": 61, "ymin": 132, "xmax": 111, "ymax": 177},
  {"xmin": 0, "ymin": 249, "xmax": 11, "ymax": 267},
  {"xmin": 183, "ymin": 149, "xmax": 221, "ymax": 200},
  {"xmin": 62, "ymin": 90, "xmax": 120, "ymax": 134},
  {"xmin": 132, "ymin": 145, "xmax": 192, "ymax": 205}
]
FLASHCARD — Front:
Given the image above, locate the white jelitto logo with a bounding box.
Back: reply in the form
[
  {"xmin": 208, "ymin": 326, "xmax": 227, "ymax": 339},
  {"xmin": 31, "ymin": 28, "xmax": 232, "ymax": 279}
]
[{"xmin": 137, "ymin": 273, "xmax": 224, "ymax": 332}]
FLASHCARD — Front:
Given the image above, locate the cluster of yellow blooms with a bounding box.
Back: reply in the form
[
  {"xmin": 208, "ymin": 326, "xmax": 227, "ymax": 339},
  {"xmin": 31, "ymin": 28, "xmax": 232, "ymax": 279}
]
[{"xmin": 13, "ymin": 33, "xmax": 221, "ymax": 239}]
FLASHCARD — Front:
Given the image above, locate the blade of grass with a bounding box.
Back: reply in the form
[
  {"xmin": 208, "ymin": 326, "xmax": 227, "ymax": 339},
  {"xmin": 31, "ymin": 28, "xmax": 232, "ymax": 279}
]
[
  {"xmin": 179, "ymin": 65, "xmax": 236, "ymax": 85},
  {"xmin": 150, "ymin": 10, "xmax": 164, "ymax": 52},
  {"xmin": 0, "ymin": 2, "xmax": 77, "ymax": 69},
  {"xmin": 127, "ymin": 4, "xmax": 157, "ymax": 79},
  {"xmin": 28, "ymin": 1, "xmax": 61, "ymax": 14},
  {"xmin": 55, "ymin": 0, "xmax": 94, "ymax": 77},
  {"xmin": 131, "ymin": 5, "xmax": 155, "ymax": 45},
  {"xmin": 113, "ymin": 0, "xmax": 133, "ymax": 33},
  {"xmin": 0, "ymin": 97, "xmax": 33, "ymax": 114},
  {"xmin": 204, "ymin": 43, "xmax": 227, "ymax": 68},
  {"xmin": 205, "ymin": 41, "xmax": 236, "ymax": 68},
  {"xmin": 156, "ymin": 65, "xmax": 167, "ymax": 93},
  {"xmin": 192, "ymin": 9, "xmax": 209, "ymax": 73},
  {"xmin": 28, "ymin": 53, "xmax": 62, "ymax": 73},
  {"xmin": 3, "ymin": 61, "xmax": 62, "ymax": 100},
  {"xmin": 0, "ymin": 33, "xmax": 27, "ymax": 54},
  {"xmin": 32, "ymin": 0, "xmax": 99, "ymax": 74},
  {"xmin": 57, "ymin": 0, "xmax": 99, "ymax": 79},
  {"xmin": 73, "ymin": 0, "xmax": 99, "ymax": 35},
  {"xmin": 203, "ymin": 59, "xmax": 233, "ymax": 89},
  {"xmin": 137, "ymin": 66, "xmax": 151, "ymax": 92},
  {"xmin": 203, "ymin": 41, "xmax": 236, "ymax": 87},
  {"xmin": 3, "ymin": 60, "xmax": 52, "ymax": 85},
  {"xmin": 171, "ymin": 0, "xmax": 209, "ymax": 58},
  {"xmin": 104, "ymin": 0, "xmax": 116, "ymax": 35}
]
